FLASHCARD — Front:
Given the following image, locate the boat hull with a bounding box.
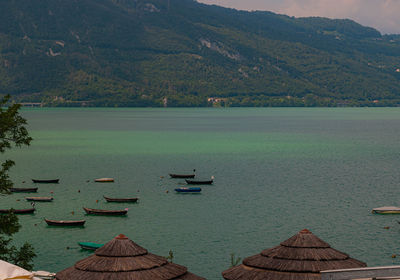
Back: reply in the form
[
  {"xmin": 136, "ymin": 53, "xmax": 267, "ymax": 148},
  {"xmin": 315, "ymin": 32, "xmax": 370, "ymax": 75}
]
[
  {"xmin": 0, "ymin": 208, "xmax": 35, "ymax": 214},
  {"xmin": 78, "ymin": 242, "xmax": 104, "ymax": 250},
  {"xmin": 10, "ymin": 187, "xmax": 38, "ymax": 193},
  {"xmin": 372, "ymin": 210, "xmax": 400, "ymax": 214},
  {"xmin": 45, "ymin": 219, "xmax": 85, "ymax": 226},
  {"xmin": 32, "ymin": 179, "xmax": 59, "ymax": 184},
  {"xmin": 83, "ymin": 207, "xmax": 127, "ymax": 216},
  {"xmin": 26, "ymin": 197, "xmax": 53, "ymax": 202},
  {"xmin": 169, "ymin": 174, "xmax": 195, "ymax": 179},
  {"xmin": 185, "ymin": 179, "xmax": 213, "ymax": 185},
  {"xmin": 175, "ymin": 187, "xmax": 202, "ymax": 193},
  {"xmin": 94, "ymin": 178, "xmax": 114, "ymax": 183},
  {"xmin": 103, "ymin": 196, "xmax": 138, "ymax": 203}
]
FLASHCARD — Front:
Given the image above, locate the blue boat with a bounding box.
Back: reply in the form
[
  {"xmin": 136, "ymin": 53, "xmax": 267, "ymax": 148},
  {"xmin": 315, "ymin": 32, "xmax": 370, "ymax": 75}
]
[
  {"xmin": 78, "ymin": 242, "xmax": 104, "ymax": 250},
  {"xmin": 174, "ymin": 187, "xmax": 201, "ymax": 193}
]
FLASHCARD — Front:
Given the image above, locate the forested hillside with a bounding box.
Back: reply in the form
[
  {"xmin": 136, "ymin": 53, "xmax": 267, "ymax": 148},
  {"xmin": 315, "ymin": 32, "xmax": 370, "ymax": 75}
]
[{"xmin": 1, "ymin": 0, "xmax": 400, "ymax": 106}]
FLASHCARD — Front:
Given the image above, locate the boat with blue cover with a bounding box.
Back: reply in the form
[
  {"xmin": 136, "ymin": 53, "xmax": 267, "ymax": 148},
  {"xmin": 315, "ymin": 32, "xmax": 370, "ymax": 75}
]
[
  {"xmin": 175, "ymin": 187, "xmax": 201, "ymax": 193},
  {"xmin": 78, "ymin": 242, "xmax": 104, "ymax": 250}
]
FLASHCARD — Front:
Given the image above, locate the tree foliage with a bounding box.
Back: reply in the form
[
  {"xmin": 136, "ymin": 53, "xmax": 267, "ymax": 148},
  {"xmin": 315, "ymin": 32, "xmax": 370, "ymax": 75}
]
[
  {"xmin": 0, "ymin": 213, "xmax": 36, "ymax": 270},
  {"xmin": 0, "ymin": 95, "xmax": 32, "ymax": 193},
  {"xmin": 0, "ymin": 95, "xmax": 35, "ymax": 270}
]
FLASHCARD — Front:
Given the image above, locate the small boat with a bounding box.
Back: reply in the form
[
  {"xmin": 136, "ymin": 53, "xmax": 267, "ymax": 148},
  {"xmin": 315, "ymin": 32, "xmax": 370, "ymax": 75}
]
[
  {"xmin": 185, "ymin": 179, "xmax": 213, "ymax": 185},
  {"xmin": 175, "ymin": 187, "xmax": 202, "ymax": 193},
  {"xmin": 0, "ymin": 208, "xmax": 35, "ymax": 214},
  {"xmin": 169, "ymin": 169, "xmax": 196, "ymax": 178},
  {"xmin": 26, "ymin": 197, "xmax": 53, "ymax": 202},
  {"xmin": 78, "ymin": 242, "xmax": 104, "ymax": 250},
  {"xmin": 103, "ymin": 196, "xmax": 138, "ymax": 203},
  {"xmin": 32, "ymin": 271, "xmax": 56, "ymax": 280},
  {"xmin": 83, "ymin": 207, "xmax": 127, "ymax": 216},
  {"xmin": 94, "ymin": 178, "xmax": 114, "ymax": 183},
  {"xmin": 45, "ymin": 219, "xmax": 85, "ymax": 226},
  {"xmin": 10, "ymin": 187, "xmax": 38, "ymax": 193},
  {"xmin": 372, "ymin": 206, "xmax": 400, "ymax": 214},
  {"xmin": 170, "ymin": 174, "xmax": 195, "ymax": 178},
  {"xmin": 32, "ymin": 179, "xmax": 59, "ymax": 184}
]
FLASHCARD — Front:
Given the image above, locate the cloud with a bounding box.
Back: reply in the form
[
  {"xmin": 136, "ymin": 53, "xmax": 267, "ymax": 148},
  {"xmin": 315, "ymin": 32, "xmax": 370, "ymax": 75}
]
[{"xmin": 197, "ymin": 0, "xmax": 400, "ymax": 34}]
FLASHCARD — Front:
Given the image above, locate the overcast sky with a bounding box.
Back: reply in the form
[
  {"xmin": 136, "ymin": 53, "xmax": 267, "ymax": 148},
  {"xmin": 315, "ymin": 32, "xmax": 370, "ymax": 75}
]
[{"xmin": 197, "ymin": 0, "xmax": 400, "ymax": 34}]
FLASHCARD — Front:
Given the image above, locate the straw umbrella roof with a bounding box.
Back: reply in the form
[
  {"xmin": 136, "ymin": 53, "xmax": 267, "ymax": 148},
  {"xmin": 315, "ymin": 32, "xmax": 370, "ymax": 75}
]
[
  {"xmin": 222, "ymin": 229, "xmax": 366, "ymax": 280},
  {"xmin": 56, "ymin": 234, "xmax": 205, "ymax": 280}
]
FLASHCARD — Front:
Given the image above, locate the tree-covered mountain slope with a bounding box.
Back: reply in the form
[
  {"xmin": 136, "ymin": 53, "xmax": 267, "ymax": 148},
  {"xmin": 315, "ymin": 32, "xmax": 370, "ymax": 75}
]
[{"xmin": 1, "ymin": 0, "xmax": 400, "ymax": 106}]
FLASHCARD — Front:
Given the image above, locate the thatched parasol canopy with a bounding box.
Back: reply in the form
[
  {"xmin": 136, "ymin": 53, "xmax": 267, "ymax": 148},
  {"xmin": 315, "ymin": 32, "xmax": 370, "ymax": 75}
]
[
  {"xmin": 222, "ymin": 229, "xmax": 366, "ymax": 280},
  {"xmin": 56, "ymin": 234, "xmax": 205, "ymax": 280}
]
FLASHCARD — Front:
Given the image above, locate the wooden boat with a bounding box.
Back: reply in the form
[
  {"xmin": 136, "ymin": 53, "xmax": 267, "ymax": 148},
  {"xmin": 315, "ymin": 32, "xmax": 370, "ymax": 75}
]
[
  {"xmin": 45, "ymin": 219, "xmax": 85, "ymax": 226},
  {"xmin": 83, "ymin": 207, "xmax": 127, "ymax": 216},
  {"xmin": 169, "ymin": 173, "xmax": 195, "ymax": 179},
  {"xmin": 185, "ymin": 179, "xmax": 213, "ymax": 185},
  {"xmin": 78, "ymin": 242, "xmax": 104, "ymax": 250},
  {"xmin": 0, "ymin": 208, "xmax": 35, "ymax": 214},
  {"xmin": 169, "ymin": 169, "xmax": 196, "ymax": 178},
  {"xmin": 10, "ymin": 187, "xmax": 38, "ymax": 193},
  {"xmin": 175, "ymin": 187, "xmax": 202, "ymax": 193},
  {"xmin": 103, "ymin": 196, "xmax": 138, "ymax": 203},
  {"xmin": 94, "ymin": 178, "xmax": 114, "ymax": 183},
  {"xmin": 372, "ymin": 206, "xmax": 400, "ymax": 214},
  {"xmin": 26, "ymin": 197, "xmax": 53, "ymax": 202},
  {"xmin": 32, "ymin": 179, "xmax": 59, "ymax": 184}
]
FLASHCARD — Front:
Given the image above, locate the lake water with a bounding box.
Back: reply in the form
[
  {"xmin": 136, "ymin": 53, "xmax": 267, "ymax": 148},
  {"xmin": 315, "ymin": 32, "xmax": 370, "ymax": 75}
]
[{"xmin": 2, "ymin": 107, "xmax": 400, "ymax": 279}]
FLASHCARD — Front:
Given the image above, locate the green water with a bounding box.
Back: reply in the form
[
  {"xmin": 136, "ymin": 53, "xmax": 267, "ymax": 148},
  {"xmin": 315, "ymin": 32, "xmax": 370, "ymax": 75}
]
[{"xmin": 2, "ymin": 107, "xmax": 400, "ymax": 279}]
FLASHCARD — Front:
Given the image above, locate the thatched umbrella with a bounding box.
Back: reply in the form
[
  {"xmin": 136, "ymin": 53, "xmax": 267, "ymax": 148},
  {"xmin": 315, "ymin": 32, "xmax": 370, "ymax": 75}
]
[
  {"xmin": 222, "ymin": 229, "xmax": 366, "ymax": 280},
  {"xmin": 56, "ymin": 234, "xmax": 205, "ymax": 280}
]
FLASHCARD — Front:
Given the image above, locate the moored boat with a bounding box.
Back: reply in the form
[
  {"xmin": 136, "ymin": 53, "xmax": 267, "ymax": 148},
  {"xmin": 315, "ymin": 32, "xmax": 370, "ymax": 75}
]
[
  {"xmin": 169, "ymin": 169, "xmax": 196, "ymax": 178},
  {"xmin": 78, "ymin": 242, "xmax": 104, "ymax": 250},
  {"xmin": 83, "ymin": 207, "xmax": 127, "ymax": 216},
  {"xmin": 94, "ymin": 178, "xmax": 114, "ymax": 183},
  {"xmin": 185, "ymin": 179, "xmax": 213, "ymax": 185},
  {"xmin": 169, "ymin": 173, "xmax": 195, "ymax": 179},
  {"xmin": 372, "ymin": 206, "xmax": 400, "ymax": 214},
  {"xmin": 32, "ymin": 179, "xmax": 59, "ymax": 184},
  {"xmin": 175, "ymin": 187, "xmax": 202, "ymax": 193},
  {"xmin": 26, "ymin": 197, "xmax": 53, "ymax": 202},
  {"xmin": 10, "ymin": 187, "xmax": 38, "ymax": 193},
  {"xmin": 0, "ymin": 208, "xmax": 35, "ymax": 214},
  {"xmin": 103, "ymin": 196, "xmax": 138, "ymax": 203},
  {"xmin": 45, "ymin": 219, "xmax": 85, "ymax": 226}
]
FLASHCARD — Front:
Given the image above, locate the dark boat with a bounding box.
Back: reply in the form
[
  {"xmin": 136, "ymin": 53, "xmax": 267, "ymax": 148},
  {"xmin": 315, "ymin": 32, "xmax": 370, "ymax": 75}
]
[
  {"xmin": 10, "ymin": 187, "xmax": 38, "ymax": 193},
  {"xmin": 169, "ymin": 173, "xmax": 195, "ymax": 179},
  {"xmin": 45, "ymin": 219, "xmax": 86, "ymax": 226},
  {"xmin": 83, "ymin": 207, "xmax": 128, "ymax": 216},
  {"xmin": 78, "ymin": 242, "xmax": 104, "ymax": 250},
  {"xmin": 26, "ymin": 197, "xmax": 53, "ymax": 202},
  {"xmin": 32, "ymin": 179, "xmax": 59, "ymax": 184},
  {"xmin": 0, "ymin": 208, "xmax": 35, "ymax": 214},
  {"xmin": 185, "ymin": 179, "xmax": 213, "ymax": 185},
  {"xmin": 169, "ymin": 169, "xmax": 196, "ymax": 178},
  {"xmin": 103, "ymin": 196, "xmax": 138, "ymax": 203},
  {"xmin": 175, "ymin": 187, "xmax": 202, "ymax": 193}
]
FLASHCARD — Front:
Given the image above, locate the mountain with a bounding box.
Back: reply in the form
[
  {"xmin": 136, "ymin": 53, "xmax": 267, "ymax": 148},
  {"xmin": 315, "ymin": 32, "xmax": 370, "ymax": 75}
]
[{"xmin": 1, "ymin": 0, "xmax": 400, "ymax": 107}]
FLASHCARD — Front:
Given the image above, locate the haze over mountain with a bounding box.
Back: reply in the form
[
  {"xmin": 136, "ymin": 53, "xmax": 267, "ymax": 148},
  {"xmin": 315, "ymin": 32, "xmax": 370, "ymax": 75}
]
[
  {"xmin": 1, "ymin": 0, "xmax": 400, "ymax": 106},
  {"xmin": 198, "ymin": 0, "xmax": 400, "ymax": 34}
]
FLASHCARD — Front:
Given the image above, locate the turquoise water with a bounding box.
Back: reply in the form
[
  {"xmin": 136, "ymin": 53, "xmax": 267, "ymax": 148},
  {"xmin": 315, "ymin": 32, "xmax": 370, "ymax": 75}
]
[{"xmin": 2, "ymin": 107, "xmax": 400, "ymax": 279}]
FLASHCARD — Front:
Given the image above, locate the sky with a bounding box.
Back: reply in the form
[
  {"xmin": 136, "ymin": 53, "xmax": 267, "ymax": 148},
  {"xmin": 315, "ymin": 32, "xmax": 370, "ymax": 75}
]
[{"xmin": 197, "ymin": 0, "xmax": 400, "ymax": 34}]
